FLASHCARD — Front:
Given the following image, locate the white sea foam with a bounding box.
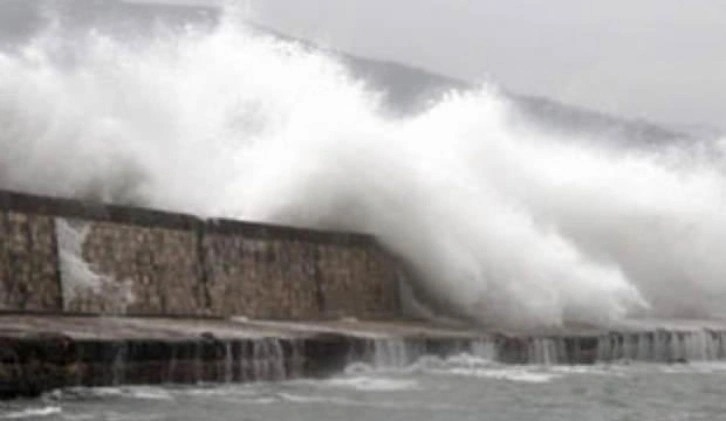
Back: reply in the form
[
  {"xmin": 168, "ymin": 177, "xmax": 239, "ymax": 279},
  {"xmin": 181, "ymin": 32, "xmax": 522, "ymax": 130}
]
[
  {"xmin": 63, "ymin": 386, "xmax": 174, "ymax": 401},
  {"xmin": 445, "ymin": 368, "xmax": 561, "ymax": 383},
  {"xmin": 321, "ymin": 376, "xmax": 419, "ymax": 391},
  {"xmin": 0, "ymin": 406, "xmax": 61, "ymax": 419},
  {"xmin": 1, "ymin": 5, "xmax": 725, "ymax": 328},
  {"xmin": 275, "ymin": 392, "xmax": 466, "ymax": 412}
]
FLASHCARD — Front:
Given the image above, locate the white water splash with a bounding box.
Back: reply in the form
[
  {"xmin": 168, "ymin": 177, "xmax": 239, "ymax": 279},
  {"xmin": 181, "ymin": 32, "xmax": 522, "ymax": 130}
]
[
  {"xmin": 55, "ymin": 218, "xmax": 136, "ymax": 312},
  {"xmin": 1, "ymin": 6, "xmax": 725, "ymax": 328}
]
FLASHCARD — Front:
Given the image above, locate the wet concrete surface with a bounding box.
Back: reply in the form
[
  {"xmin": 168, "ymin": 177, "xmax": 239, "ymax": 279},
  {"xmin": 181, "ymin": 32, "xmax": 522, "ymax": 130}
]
[
  {"xmin": 3, "ymin": 314, "xmax": 726, "ymax": 399},
  {"xmin": 0, "ymin": 314, "xmax": 495, "ymax": 341}
]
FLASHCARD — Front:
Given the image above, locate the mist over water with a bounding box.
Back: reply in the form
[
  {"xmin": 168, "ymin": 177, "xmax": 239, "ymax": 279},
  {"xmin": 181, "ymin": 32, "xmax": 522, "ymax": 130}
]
[{"xmin": 1, "ymin": 5, "xmax": 725, "ymax": 329}]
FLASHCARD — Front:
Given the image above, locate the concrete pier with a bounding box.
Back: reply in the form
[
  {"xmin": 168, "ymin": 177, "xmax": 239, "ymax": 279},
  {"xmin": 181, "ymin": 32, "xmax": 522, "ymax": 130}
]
[
  {"xmin": 3, "ymin": 314, "xmax": 726, "ymax": 398},
  {"xmin": 4, "ymin": 190, "xmax": 726, "ymax": 398}
]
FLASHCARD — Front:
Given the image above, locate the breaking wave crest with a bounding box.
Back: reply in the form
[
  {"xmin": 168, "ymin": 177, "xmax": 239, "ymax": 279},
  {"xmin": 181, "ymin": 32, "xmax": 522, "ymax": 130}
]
[{"xmin": 1, "ymin": 5, "xmax": 725, "ymax": 328}]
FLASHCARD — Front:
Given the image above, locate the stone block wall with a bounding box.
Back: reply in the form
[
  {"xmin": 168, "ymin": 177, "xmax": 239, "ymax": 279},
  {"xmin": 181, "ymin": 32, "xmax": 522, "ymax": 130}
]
[
  {"xmin": 59, "ymin": 219, "xmax": 205, "ymax": 315},
  {"xmin": 0, "ymin": 210, "xmax": 61, "ymax": 311},
  {"xmin": 202, "ymin": 221, "xmax": 400, "ymax": 320},
  {"xmin": 204, "ymin": 234, "xmax": 321, "ymax": 319},
  {"xmin": 316, "ymin": 243, "xmax": 399, "ymax": 318},
  {"xmin": 0, "ymin": 190, "xmax": 402, "ymax": 320}
]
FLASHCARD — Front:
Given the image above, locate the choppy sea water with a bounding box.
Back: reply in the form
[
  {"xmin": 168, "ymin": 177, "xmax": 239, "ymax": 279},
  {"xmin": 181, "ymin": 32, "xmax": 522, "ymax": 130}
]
[{"xmin": 4, "ymin": 356, "xmax": 726, "ymax": 421}]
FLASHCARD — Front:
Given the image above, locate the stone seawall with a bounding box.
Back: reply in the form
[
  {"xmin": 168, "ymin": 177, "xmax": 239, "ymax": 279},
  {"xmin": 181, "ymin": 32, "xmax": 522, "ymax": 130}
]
[
  {"xmin": 0, "ymin": 190, "xmax": 401, "ymax": 319},
  {"xmin": 0, "ymin": 210, "xmax": 60, "ymax": 311},
  {"xmin": 5, "ymin": 190, "xmax": 726, "ymax": 398}
]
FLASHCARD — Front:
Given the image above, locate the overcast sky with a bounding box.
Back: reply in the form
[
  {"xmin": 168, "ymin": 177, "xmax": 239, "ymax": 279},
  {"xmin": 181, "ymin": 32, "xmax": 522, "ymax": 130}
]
[
  {"xmin": 5, "ymin": 0, "xmax": 724, "ymax": 129},
  {"xmin": 236, "ymin": 0, "xmax": 725, "ymax": 130}
]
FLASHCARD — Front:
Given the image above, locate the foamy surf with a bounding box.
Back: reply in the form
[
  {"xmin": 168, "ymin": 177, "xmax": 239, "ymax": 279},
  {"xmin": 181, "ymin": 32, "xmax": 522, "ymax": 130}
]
[
  {"xmin": 318, "ymin": 376, "xmax": 419, "ymax": 392},
  {"xmin": 0, "ymin": 406, "xmax": 61, "ymax": 419}
]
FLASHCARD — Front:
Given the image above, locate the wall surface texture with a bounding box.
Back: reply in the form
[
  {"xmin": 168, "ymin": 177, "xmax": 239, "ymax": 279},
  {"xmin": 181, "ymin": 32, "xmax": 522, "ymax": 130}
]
[
  {"xmin": 0, "ymin": 210, "xmax": 60, "ymax": 311},
  {"xmin": 0, "ymin": 190, "xmax": 401, "ymax": 319}
]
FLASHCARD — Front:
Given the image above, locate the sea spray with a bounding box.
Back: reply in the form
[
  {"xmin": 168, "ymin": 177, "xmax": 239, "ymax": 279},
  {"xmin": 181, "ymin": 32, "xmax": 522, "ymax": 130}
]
[
  {"xmin": 55, "ymin": 218, "xmax": 136, "ymax": 312},
  {"xmin": 0, "ymin": 5, "xmax": 725, "ymax": 328}
]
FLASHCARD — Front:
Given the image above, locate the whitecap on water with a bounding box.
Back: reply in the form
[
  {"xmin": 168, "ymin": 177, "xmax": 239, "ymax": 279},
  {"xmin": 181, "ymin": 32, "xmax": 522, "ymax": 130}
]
[
  {"xmin": 431, "ymin": 367, "xmax": 561, "ymax": 383},
  {"xmin": 321, "ymin": 376, "xmax": 419, "ymax": 391},
  {"xmin": 0, "ymin": 406, "xmax": 61, "ymax": 419}
]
